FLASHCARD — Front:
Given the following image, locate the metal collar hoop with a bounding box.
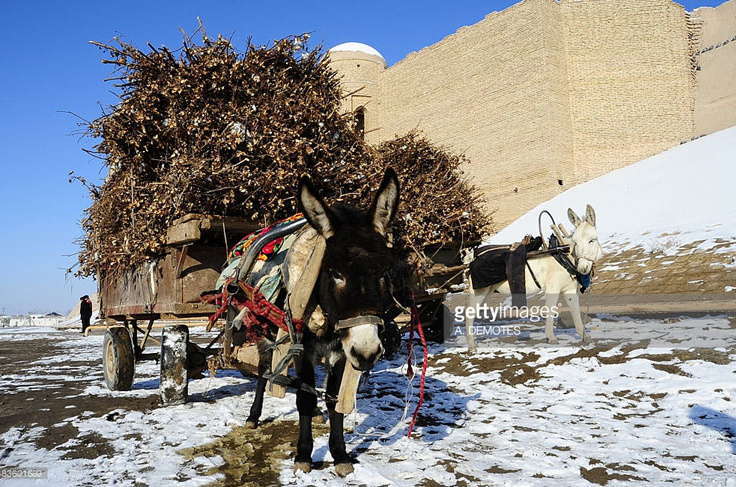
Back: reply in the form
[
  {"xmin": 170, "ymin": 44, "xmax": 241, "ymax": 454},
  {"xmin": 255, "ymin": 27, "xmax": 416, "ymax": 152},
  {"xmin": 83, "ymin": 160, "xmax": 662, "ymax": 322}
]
[{"xmin": 335, "ymin": 315, "xmax": 384, "ymax": 331}]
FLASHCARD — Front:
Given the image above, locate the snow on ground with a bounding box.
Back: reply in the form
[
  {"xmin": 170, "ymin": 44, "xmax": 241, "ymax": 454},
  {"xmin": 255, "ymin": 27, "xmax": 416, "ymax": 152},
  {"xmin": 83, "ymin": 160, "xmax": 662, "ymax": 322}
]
[
  {"xmin": 0, "ymin": 328, "xmax": 298, "ymax": 486},
  {"xmin": 0, "ymin": 327, "xmax": 62, "ymax": 340},
  {"xmin": 2, "ymin": 320, "xmax": 736, "ymax": 486},
  {"xmin": 3, "ymin": 128, "xmax": 736, "ymax": 485},
  {"xmin": 488, "ymin": 126, "xmax": 736, "ymax": 254}
]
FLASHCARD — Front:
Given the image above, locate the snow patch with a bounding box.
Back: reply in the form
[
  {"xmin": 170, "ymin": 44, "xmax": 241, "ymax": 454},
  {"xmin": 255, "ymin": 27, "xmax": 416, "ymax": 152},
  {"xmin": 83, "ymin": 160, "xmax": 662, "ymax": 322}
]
[{"xmin": 488, "ymin": 126, "xmax": 736, "ymax": 253}]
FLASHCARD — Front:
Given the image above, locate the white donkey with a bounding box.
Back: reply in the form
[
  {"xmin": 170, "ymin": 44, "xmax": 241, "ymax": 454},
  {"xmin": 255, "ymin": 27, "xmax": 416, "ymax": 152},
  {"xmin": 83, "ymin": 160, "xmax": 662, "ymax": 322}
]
[{"xmin": 465, "ymin": 205, "xmax": 603, "ymax": 346}]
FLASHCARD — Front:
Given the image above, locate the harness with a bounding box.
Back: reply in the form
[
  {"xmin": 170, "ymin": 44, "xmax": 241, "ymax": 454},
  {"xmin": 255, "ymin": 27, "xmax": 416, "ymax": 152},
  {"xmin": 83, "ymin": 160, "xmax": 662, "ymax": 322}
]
[
  {"xmin": 548, "ymin": 234, "xmax": 592, "ymax": 293},
  {"xmin": 204, "ymin": 216, "xmax": 396, "ymax": 403},
  {"xmin": 525, "ymin": 261, "xmax": 542, "ymax": 291},
  {"xmin": 336, "ymin": 315, "xmax": 385, "ymax": 331}
]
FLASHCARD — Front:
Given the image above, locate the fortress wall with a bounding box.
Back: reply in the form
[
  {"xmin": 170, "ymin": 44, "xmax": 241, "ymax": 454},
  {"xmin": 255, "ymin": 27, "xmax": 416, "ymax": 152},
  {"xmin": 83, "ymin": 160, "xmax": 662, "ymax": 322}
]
[
  {"xmin": 560, "ymin": 0, "xmax": 694, "ymax": 182},
  {"xmin": 377, "ymin": 0, "xmax": 572, "ymax": 227},
  {"xmin": 327, "ymin": 50, "xmax": 387, "ymax": 143},
  {"xmin": 538, "ymin": 0, "xmax": 575, "ymax": 191},
  {"xmin": 328, "ymin": 0, "xmax": 721, "ymax": 231},
  {"xmin": 693, "ymin": 0, "xmax": 736, "ymax": 135}
]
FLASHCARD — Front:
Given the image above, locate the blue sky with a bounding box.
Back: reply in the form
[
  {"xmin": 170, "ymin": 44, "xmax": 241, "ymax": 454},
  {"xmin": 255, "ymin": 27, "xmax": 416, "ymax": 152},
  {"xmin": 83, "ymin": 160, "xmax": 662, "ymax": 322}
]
[{"xmin": 0, "ymin": 0, "xmax": 720, "ymax": 315}]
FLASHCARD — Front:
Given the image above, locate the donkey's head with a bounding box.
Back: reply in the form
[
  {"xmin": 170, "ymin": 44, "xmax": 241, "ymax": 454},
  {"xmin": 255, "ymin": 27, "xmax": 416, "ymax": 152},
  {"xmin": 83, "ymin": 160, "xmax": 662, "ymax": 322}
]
[
  {"xmin": 298, "ymin": 169, "xmax": 400, "ymax": 371},
  {"xmin": 567, "ymin": 204, "xmax": 604, "ymax": 275}
]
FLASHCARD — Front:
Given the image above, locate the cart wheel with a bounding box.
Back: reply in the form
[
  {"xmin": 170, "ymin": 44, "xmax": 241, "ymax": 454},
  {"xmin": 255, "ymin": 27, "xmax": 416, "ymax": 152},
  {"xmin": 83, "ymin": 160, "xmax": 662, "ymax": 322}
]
[
  {"xmin": 160, "ymin": 324, "xmax": 189, "ymax": 406},
  {"xmin": 103, "ymin": 327, "xmax": 135, "ymax": 391}
]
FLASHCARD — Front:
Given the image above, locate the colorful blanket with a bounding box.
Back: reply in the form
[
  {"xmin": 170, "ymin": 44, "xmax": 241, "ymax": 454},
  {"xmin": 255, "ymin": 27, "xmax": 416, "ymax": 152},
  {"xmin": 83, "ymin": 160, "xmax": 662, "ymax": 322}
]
[{"xmin": 226, "ymin": 213, "xmax": 304, "ymax": 264}]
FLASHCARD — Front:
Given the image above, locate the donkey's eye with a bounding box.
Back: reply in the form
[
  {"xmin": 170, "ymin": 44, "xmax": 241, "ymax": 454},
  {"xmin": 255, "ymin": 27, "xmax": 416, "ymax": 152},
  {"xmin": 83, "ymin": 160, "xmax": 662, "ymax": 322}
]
[
  {"xmin": 329, "ymin": 270, "xmax": 346, "ymax": 287},
  {"xmin": 589, "ymin": 239, "xmax": 596, "ymax": 244}
]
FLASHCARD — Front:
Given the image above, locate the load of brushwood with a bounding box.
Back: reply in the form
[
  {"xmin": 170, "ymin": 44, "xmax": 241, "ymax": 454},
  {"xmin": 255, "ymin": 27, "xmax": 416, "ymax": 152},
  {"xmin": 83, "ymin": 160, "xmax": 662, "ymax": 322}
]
[{"xmin": 75, "ymin": 27, "xmax": 491, "ymax": 278}]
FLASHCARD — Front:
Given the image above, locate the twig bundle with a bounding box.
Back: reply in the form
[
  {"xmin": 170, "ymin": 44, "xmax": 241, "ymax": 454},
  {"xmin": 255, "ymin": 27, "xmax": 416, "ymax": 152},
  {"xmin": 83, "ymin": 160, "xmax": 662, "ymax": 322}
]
[{"xmin": 75, "ymin": 27, "xmax": 491, "ymax": 277}]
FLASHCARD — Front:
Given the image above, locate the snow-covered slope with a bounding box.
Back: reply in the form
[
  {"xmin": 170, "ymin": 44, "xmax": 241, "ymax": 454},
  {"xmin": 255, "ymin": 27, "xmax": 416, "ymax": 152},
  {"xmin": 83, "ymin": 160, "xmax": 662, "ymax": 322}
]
[{"xmin": 488, "ymin": 126, "xmax": 736, "ymax": 253}]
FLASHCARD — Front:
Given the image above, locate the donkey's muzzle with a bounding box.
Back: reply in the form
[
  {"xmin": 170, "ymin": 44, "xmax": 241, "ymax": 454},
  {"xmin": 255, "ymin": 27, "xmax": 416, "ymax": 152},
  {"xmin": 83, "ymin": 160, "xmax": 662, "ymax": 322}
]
[
  {"xmin": 339, "ymin": 315, "xmax": 385, "ymax": 371},
  {"xmin": 351, "ymin": 346, "xmax": 382, "ymax": 371}
]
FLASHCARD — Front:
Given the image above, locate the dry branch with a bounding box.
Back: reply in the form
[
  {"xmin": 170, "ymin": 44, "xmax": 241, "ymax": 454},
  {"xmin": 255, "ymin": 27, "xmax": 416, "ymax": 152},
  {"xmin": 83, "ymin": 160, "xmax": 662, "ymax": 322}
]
[{"xmin": 76, "ymin": 30, "xmax": 491, "ymax": 278}]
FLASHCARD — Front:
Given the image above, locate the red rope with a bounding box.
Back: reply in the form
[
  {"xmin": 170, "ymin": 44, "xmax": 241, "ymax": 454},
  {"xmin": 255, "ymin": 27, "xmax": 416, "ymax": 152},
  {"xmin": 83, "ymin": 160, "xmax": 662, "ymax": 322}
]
[
  {"xmin": 203, "ymin": 289, "xmax": 230, "ymax": 331},
  {"xmin": 203, "ymin": 281, "xmax": 302, "ymax": 340},
  {"xmin": 407, "ymin": 296, "xmax": 428, "ymax": 439},
  {"xmin": 406, "ymin": 309, "xmax": 415, "ymax": 378}
]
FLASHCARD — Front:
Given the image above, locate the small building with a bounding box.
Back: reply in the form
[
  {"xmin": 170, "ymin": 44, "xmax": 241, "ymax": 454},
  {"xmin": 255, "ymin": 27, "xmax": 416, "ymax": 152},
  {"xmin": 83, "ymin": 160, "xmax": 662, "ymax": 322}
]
[{"xmin": 6, "ymin": 313, "xmax": 66, "ymax": 327}]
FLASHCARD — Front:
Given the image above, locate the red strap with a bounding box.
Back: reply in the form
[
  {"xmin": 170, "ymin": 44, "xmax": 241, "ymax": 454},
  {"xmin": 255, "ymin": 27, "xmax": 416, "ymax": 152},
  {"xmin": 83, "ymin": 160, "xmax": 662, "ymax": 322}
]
[
  {"xmin": 407, "ymin": 297, "xmax": 428, "ymax": 439},
  {"xmin": 203, "ymin": 281, "xmax": 303, "ymax": 338},
  {"xmin": 406, "ymin": 311, "xmax": 415, "ymax": 378}
]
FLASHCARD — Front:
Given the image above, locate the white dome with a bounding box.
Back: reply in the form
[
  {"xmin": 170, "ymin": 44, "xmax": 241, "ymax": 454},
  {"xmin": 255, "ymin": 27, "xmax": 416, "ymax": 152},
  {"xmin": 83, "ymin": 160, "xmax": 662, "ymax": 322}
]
[{"xmin": 328, "ymin": 42, "xmax": 386, "ymax": 61}]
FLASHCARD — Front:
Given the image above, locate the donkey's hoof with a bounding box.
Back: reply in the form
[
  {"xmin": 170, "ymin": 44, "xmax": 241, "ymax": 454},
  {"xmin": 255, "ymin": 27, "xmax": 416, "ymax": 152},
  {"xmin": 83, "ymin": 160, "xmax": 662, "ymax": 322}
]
[
  {"xmin": 294, "ymin": 462, "xmax": 312, "ymax": 474},
  {"xmin": 547, "ymin": 337, "xmax": 559, "ymax": 345},
  {"xmin": 581, "ymin": 334, "xmax": 592, "ymax": 344},
  {"xmin": 335, "ymin": 462, "xmax": 354, "ymax": 477},
  {"xmin": 244, "ymin": 420, "xmax": 258, "ymax": 429}
]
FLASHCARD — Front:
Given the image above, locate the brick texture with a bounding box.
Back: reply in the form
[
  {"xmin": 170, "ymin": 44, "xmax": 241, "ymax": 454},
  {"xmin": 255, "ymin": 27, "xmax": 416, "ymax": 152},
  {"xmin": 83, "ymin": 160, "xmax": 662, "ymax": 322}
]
[
  {"xmin": 328, "ymin": 0, "xmax": 734, "ymax": 229},
  {"xmin": 692, "ymin": 0, "xmax": 736, "ymax": 136}
]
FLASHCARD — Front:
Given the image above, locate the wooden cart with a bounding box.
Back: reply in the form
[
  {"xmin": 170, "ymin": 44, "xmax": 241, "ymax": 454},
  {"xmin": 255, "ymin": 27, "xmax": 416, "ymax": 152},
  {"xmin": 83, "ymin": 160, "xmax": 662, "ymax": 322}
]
[
  {"xmin": 99, "ymin": 213, "xmax": 470, "ymax": 404},
  {"xmin": 99, "ymin": 213, "xmax": 261, "ymax": 404},
  {"xmin": 403, "ymin": 242, "xmax": 471, "ymax": 343}
]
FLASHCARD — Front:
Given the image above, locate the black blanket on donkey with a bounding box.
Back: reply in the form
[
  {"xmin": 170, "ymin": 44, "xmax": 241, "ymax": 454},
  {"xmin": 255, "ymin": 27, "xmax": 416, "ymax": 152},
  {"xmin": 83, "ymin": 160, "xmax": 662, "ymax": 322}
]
[{"xmin": 469, "ymin": 237, "xmax": 543, "ymax": 307}]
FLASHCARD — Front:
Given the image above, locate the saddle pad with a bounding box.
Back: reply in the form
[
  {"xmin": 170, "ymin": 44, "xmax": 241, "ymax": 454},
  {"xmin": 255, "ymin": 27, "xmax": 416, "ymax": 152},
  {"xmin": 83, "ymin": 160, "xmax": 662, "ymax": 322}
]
[
  {"xmin": 469, "ymin": 248, "xmax": 510, "ymax": 289},
  {"xmin": 470, "ymin": 238, "xmax": 541, "ymax": 306}
]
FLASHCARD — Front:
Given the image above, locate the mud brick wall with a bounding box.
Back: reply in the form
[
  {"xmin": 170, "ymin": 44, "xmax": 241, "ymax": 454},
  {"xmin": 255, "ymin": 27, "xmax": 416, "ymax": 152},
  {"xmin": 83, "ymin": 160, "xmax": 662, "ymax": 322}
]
[
  {"xmin": 329, "ymin": 0, "xmax": 733, "ymax": 229},
  {"xmin": 376, "ymin": 0, "xmax": 573, "ymax": 227},
  {"xmin": 560, "ymin": 0, "xmax": 694, "ymax": 184},
  {"xmin": 692, "ymin": 0, "xmax": 736, "ymax": 136}
]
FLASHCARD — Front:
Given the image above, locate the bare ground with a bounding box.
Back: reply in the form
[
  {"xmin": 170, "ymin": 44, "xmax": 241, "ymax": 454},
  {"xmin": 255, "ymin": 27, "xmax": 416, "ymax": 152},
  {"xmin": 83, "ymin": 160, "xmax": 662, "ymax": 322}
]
[{"xmin": 0, "ymin": 334, "xmax": 159, "ymax": 459}]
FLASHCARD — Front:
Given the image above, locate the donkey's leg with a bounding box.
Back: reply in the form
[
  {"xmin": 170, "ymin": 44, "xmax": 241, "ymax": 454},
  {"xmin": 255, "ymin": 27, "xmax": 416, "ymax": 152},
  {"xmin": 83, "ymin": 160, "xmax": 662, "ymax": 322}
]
[
  {"xmin": 544, "ymin": 291, "xmax": 560, "ymax": 344},
  {"xmin": 325, "ymin": 359, "xmax": 354, "ymax": 477},
  {"xmin": 564, "ymin": 292, "xmax": 590, "ymax": 343},
  {"xmin": 294, "ymin": 360, "xmax": 317, "ymax": 473},
  {"xmin": 245, "ymin": 348, "xmax": 273, "ymax": 429},
  {"xmin": 465, "ymin": 290, "xmax": 477, "ymax": 351},
  {"xmin": 465, "ymin": 286, "xmax": 490, "ymax": 351}
]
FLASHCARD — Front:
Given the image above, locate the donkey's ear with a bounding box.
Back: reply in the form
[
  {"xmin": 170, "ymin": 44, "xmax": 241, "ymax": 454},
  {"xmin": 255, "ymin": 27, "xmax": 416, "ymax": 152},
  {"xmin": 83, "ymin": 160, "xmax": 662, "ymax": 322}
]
[
  {"xmin": 585, "ymin": 204, "xmax": 596, "ymax": 226},
  {"xmin": 568, "ymin": 208, "xmax": 583, "ymax": 227},
  {"xmin": 369, "ymin": 168, "xmax": 400, "ymax": 237},
  {"xmin": 298, "ymin": 175, "xmax": 335, "ymax": 239}
]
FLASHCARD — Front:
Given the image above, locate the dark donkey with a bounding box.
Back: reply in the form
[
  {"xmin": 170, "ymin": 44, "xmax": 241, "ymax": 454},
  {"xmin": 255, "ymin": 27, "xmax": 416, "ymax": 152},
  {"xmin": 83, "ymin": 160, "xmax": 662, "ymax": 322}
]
[{"xmin": 242, "ymin": 168, "xmax": 401, "ymax": 477}]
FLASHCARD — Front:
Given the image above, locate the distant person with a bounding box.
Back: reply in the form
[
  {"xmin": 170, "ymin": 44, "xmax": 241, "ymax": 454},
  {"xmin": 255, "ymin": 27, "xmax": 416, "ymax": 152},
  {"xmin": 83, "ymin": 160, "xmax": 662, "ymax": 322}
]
[{"xmin": 80, "ymin": 295, "xmax": 93, "ymax": 334}]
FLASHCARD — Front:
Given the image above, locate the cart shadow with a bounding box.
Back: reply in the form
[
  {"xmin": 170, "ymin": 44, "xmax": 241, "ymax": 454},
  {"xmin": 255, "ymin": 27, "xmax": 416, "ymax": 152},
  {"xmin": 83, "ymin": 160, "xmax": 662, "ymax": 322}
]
[
  {"xmin": 689, "ymin": 405, "xmax": 736, "ymax": 454},
  {"xmin": 131, "ymin": 370, "xmax": 262, "ymax": 398},
  {"xmin": 131, "ymin": 379, "xmax": 160, "ymax": 390},
  {"xmin": 187, "ymin": 369, "xmax": 261, "ymax": 403}
]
